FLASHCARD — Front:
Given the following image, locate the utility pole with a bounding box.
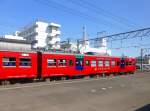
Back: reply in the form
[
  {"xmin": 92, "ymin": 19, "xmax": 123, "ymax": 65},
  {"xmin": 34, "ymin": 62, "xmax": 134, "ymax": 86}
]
[
  {"xmin": 77, "ymin": 40, "xmax": 80, "ymax": 54},
  {"xmin": 141, "ymin": 48, "xmax": 143, "ymax": 70},
  {"xmin": 83, "ymin": 26, "xmax": 87, "ymax": 46}
]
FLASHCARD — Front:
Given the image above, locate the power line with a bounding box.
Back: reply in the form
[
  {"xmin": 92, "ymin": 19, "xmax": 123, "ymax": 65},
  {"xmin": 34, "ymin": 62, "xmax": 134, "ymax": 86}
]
[
  {"xmin": 68, "ymin": 0, "xmax": 132, "ymax": 28},
  {"xmin": 110, "ymin": 43, "xmax": 150, "ymax": 50},
  {"xmin": 75, "ymin": 0, "xmax": 140, "ymax": 28},
  {"xmin": 78, "ymin": 27, "xmax": 150, "ymax": 43},
  {"xmin": 34, "ymin": 0, "xmax": 127, "ymax": 30}
]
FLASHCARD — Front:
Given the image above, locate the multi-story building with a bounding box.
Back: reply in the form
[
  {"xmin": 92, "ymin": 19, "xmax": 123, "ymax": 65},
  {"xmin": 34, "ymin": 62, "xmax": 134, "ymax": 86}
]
[{"xmin": 18, "ymin": 21, "xmax": 61, "ymax": 49}]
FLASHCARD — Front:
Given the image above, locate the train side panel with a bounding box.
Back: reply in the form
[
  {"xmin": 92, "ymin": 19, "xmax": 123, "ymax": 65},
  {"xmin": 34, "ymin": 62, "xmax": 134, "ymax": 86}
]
[
  {"xmin": 125, "ymin": 58, "xmax": 136, "ymax": 73},
  {"xmin": 0, "ymin": 51, "xmax": 38, "ymax": 80},
  {"xmin": 41, "ymin": 53, "xmax": 76, "ymax": 78},
  {"xmin": 83, "ymin": 56, "xmax": 120, "ymax": 75}
]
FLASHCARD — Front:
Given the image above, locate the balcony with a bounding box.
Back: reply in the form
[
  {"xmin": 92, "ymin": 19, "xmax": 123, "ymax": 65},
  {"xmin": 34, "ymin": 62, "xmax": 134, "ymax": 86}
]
[
  {"xmin": 47, "ymin": 31, "xmax": 61, "ymax": 37},
  {"xmin": 47, "ymin": 38, "xmax": 60, "ymax": 45}
]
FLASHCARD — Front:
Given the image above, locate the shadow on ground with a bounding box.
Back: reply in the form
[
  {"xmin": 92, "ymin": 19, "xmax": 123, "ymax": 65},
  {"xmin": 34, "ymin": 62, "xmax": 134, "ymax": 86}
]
[{"xmin": 135, "ymin": 104, "xmax": 150, "ymax": 111}]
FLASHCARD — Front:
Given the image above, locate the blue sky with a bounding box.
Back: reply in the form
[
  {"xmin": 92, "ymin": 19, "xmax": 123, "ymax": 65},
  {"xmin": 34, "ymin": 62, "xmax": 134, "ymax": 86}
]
[{"xmin": 0, "ymin": 0, "xmax": 150, "ymax": 57}]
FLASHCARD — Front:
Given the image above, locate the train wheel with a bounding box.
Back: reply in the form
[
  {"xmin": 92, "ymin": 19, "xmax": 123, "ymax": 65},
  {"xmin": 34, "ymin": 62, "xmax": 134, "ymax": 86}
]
[
  {"xmin": 0, "ymin": 81, "xmax": 5, "ymax": 85},
  {"xmin": 89, "ymin": 75, "xmax": 93, "ymax": 78},
  {"xmin": 1, "ymin": 81, "xmax": 5, "ymax": 85},
  {"xmin": 9, "ymin": 79, "xmax": 16, "ymax": 84},
  {"xmin": 50, "ymin": 77, "xmax": 53, "ymax": 81}
]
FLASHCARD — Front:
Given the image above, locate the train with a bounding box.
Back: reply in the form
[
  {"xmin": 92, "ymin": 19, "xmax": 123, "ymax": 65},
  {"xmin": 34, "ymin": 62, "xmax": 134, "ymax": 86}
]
[{"xmin": 0, "ymin": 50, "xmax": 136, "ymax": 84}]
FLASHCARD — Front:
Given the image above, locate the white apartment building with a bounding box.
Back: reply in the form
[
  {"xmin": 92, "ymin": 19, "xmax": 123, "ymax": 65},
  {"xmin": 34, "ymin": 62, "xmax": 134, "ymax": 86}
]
[
  {"xmin": 79, "ymin": 38, "xmax": 111, "ymax": 55},
  {"xmin": 18, "ymin": 21, "xmax": 61, "ymax": 49}
]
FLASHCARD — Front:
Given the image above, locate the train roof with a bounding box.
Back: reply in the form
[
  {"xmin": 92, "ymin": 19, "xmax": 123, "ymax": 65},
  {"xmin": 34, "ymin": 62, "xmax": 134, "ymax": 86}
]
[
  {"xmin": 0, "ymin": 50, "xmax": 135, "ymax": 59},
  {"xmin": 0, "ymin": 50, "xmax": 37, "ymax": 53},
  {"xmin": 42, "ymin": 51, "xmax": 132, "ymax": 59}
]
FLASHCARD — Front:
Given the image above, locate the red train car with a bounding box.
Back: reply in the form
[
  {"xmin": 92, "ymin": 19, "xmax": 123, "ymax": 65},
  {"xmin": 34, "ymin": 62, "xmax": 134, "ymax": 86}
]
[
  {"xmin": 119, "ymin": 57, "xmax": 136, "ymax": 73},
  {"xmin": 40, "ymin": 52, "xmax": 136, "ymax": 79},
  {"xmin": 40, "ymin": 52, "xmax": 75, "ymax": 78},
  {"xmin": 0, "ymin": 50, "xmax": 136, "ymax": 83},
  {"xmin": 83, "ymin": 55, "xmax": 121, "ymax": 75},
  {"xmin": 0, "ymin": 51, "xmax": 38, "ymax": 80}
]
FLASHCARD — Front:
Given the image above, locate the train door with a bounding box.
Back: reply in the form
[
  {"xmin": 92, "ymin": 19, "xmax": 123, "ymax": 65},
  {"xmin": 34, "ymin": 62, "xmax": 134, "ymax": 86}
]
[
  {"xmin": 75, "ymin": 55, "xmax": 84, "ymax": 70},
  {"xmin": 120, "ymin": 58, "xmax": 126, "ymax": 69}
]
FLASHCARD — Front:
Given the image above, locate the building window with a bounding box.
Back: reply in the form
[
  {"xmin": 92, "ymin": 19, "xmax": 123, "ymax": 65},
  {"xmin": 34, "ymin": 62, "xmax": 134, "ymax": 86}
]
[
  {"xmin": 111, "ymin": 61, "xmax": 116, "ymax": 66},
  {"xmin": 58, "ymin": 59, "xmax": 67, "ymax": 66},
  {"xmin": 85, "ymin": 60, "xmax": 90, "ymax": 66},
  {"xmin": 3, "ymin": 57, "xmax": 16, "ymax": 67},
  {"xmin": 91, "ymin": 61, "xmax": 96, "ymax": 67},
  {"xmin": 98, "ymin": 60, "xmax": 103, "ymax": 67},
  {"xmin": 47, "ymin": 59, "xmax": 56, "ymax": 67},
  {"xmin": 69, "ymin": 60, "xmax": 73, "ymax": 66},
  {"xmin": 19, "ymin": 58, "xmax": 31, "ymax": 67},
  {"xmin": 105, "ymin": 60, "xmax": 110, "ymax": 66}
]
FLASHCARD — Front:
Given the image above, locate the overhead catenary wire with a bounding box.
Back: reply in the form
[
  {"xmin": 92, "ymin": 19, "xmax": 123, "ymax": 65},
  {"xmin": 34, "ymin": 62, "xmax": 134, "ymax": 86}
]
[
  {"xmin": 75, "ymin": 0, "xmax": 140, "ymax": 28},
  {"xmin": 110, "ymin": 43, "xmax": 150, "ymax": 50},
  {"xmin": 67, "ymin": 0, "xmax": 135, "ymax": 28},
  {"xmin": 34, "ymin": 0, "xmax": 128, "ymax": 30},
  {"xmin": 77, "ymin": 27, "xmax": 150, "ymax": 43}
]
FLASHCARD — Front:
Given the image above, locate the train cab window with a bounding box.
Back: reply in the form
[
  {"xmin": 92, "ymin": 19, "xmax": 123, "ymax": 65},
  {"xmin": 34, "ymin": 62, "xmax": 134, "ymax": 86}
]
[
  {"xmin": 19, "ymin": 58, "xmax": 31, "ymax": 67},
  {"xmin": 85, "ymin": 60, "xmax": 90, "ymax": 66},
  {"xmin": 69, "ymin": 60, "xmax": 74, "ymax": 66},
  {"xmin": 47, "ymin": 59, "xmax": 56, "ymax": 67},
  {"xmin": 105, "ymin": 60, "xmax": 110, "ymax": 67},
  {"xmin": 91, "ymin": 61, "xmax": 96, "ymax": 67},
  {"xmin": 98, "ymin": 61, "xmax": 103, "ymax": 67},
  {"xmin": 111, "ymin": 61, "xmax": 116, "ymax": 66},
  {"xmin": 3, "ymin": 57, "xmax": 16, "ymax": 67},
  {"xmin": 58, "ymin": 59, "xmax": 67, "ymax": 66}
]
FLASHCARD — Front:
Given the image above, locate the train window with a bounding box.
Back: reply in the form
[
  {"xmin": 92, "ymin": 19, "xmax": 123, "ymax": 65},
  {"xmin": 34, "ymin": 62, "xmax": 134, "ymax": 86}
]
[
  {"xmin": 98, "ymin": 61, "xmax": 103, "ymax": 67},
  {"xmin": 91, "ymin": 61, "xmax": 96, "ymax": 67},
  {"xmin": 111, "ymin": 61, "xmax": 116, "ymax": 66},
  {"xmin": 105, "ymin": 60, "xmax": 110, "ymax": 66},
  {"xmin": 58, "ymin": 59, "xmax": 67, "ymax": 66},
  {"xmin": 85, "ymin": 60, "xmax": 90, "ymax": 66},
  {"xmin": 3, "ymin": 57, "xmax": 16, "ymax": 67},
  {"xmin": 47, "ymin": 59, "xmax": 56, "ymax": 67},
  {"xmin": 126, "ymin": 62, "xmax": 128, "ymax": 66},
  {"xmin": 129, "ymin": 62, "xmax": 132, "ymax": 65},
  {"xmin": 117, "ymin": 61, "xmax": 120, "ymax": 66},
  {"xmin": 69, "ymin": 60, "xmax": 73, "ymax": 66},
  {"xmin": 19, "ymin": 58, "xmax": 31, "ymax": 67}
]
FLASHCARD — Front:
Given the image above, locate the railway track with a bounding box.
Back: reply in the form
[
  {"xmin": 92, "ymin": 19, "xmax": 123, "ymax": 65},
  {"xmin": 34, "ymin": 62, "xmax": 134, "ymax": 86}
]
[{"xmin": 0, "ymin": 71, "xmax": 148, "ymax": 91}]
